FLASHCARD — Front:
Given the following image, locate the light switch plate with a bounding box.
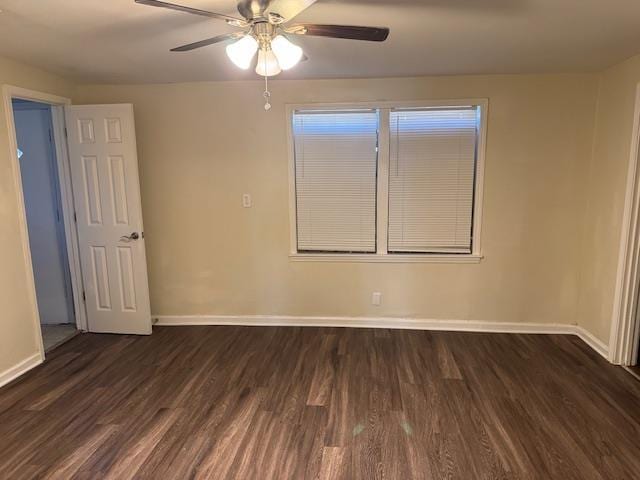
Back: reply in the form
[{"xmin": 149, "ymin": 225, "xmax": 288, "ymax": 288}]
[
  {"xmin": 372, "ymin": 292, "xmax": 382, "ymax": 306},
  {"xmin": 242, "ymin": 193, "xmax": 252, "ymax": 208}
]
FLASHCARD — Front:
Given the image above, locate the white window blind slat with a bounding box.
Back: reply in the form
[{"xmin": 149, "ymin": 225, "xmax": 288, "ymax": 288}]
[
  {"xmin": 293, "ymin": 110, "xmax": 379, "ymax": 253},
  {"xmin": 388, "ymin": 108, "xmax": 478, "ymax": 253}
]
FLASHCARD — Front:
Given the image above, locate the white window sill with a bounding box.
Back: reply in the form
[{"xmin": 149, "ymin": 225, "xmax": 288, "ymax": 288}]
[{"xmin": 289, "ymin": 253, "xmax": 483, "ymax": 264}]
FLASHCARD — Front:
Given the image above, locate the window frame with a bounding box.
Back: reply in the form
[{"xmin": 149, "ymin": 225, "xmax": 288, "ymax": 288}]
[{"xmin": 286, "ymin": 99, "xmax": 488, "ymax": 264}]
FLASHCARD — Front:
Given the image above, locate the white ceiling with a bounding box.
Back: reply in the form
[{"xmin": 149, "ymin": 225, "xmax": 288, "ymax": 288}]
[{"xmin": 1, "ymin": 0, "xmax": 639, "ymax": 84}]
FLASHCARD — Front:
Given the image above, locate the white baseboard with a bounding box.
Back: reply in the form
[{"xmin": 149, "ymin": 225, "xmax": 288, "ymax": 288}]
[
  {"xmin": 154, "ymin": 314, "xmax": 610, "ymax": 360},
  {"xmin": 572, "ymin": 325, "xmax": 610, "ymax": 359},
  {"xmin": 0, "ymin": 353, "xmax": 42, "ymax": 389}
]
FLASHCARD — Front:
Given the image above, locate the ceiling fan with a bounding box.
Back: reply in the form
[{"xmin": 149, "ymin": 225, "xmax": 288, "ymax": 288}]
[{"xmin": 135, "ymin": 0, "xmax": 390, "ymax": 78}]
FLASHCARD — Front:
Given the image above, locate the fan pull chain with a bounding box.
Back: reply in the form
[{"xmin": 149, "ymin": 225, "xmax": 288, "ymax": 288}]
[{"xmin": 263, "ymin": 72, "xmax": 271, "ymax": 111}]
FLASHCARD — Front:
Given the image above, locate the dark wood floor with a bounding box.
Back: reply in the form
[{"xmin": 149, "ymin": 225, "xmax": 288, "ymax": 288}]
[{"xmin": 1, "ymin": 326, "xmax": 640, "ymax": 479}]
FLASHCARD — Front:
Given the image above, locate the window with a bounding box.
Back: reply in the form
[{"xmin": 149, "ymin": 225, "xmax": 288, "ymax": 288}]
[
  {"xmin": 388, "ymin": 108, "xmax": 478, "ymax": 254},
  {"xmin": 293, "ymin": 110, "xmax": 378, "ymax": 253},
  {"xmin": 288, "ymin": 100, "xmax": 486, "ymax": 263}
]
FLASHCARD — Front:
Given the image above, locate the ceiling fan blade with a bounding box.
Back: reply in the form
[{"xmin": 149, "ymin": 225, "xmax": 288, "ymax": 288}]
[
  {"xmin": 171, "ymin": 32, "xmax": 245, "ymax": 52},
  {"xmin": 236, "ymin": 0, "xmax": 273, "ymax": 20},
  {"xmin": 266, "ymin": 0, "xmax": 318, "ymax": 22},
  {"xmin": 136, "ymin": 0, "xmax": 245, "ymax": 25},
  {"xmin": 286, "ymin": 24, "xmax": 389, "ymax": 42}
]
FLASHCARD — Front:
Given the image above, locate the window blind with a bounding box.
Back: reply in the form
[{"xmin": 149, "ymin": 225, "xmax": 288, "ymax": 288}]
[
  {"xmin": 293, "ymin": 110, "xmax": 378, "ymax": 252},
  {"xmin": 388, "ymin": 107, "xmax": 478, "ymax": 253}
]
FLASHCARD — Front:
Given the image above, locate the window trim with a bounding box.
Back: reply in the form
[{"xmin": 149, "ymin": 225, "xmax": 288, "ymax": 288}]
[{"xmin": 286, "ymin": 99, "xmax": 488, "ymax": 263}]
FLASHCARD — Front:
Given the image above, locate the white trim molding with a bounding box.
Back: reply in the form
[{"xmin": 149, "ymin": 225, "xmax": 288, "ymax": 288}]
[
  {"xmin": 289, "ymin": 253, "xmax": 483, "ymax": 264},
  {"xmin": 0, "ymin": 353, "xmax": 42, "ymax": 388},
  {"xmin": 609, "ymin": 82, "xmax": 640, "ymax": 366},
  {"xmin": 155, "ymin": 315, "xmax": 609, "ymax": 360},
  {"xmin": 575, "ymin": 326, "xmax": 610, "ymax": 359}
]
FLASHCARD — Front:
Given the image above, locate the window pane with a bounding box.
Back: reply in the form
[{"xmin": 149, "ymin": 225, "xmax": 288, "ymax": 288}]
[
  {"xmin": 388, "ymin": 108, "xmax": 478, "ymax": 253},
  {"xmin": 293, "ymin": 110, "xmax": 378, "ymax": 253}
]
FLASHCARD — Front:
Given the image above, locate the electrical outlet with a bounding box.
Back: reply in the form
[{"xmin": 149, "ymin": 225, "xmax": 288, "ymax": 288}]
[
  {"xmin": 242, "ymin": 193, "xmax": 252, "ymax": 208},
  {"xmin": 372, "ymin": 292, "xmax": 382, "ymax": 306}
]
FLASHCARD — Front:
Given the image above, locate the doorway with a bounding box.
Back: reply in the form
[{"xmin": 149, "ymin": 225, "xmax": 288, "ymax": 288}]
[
  {"xmin": 12, "ymin": 99, "xmax": 79, "ymax": 352},
  {"xmin": 5, "ymin": 86, "xmax": 152, "ymax": 361}
]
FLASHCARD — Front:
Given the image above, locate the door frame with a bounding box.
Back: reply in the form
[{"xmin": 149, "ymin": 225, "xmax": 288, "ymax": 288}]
[
  {"xmin": 610, "ymin": 82, "xmax": 640, "ymax": 366},
  {"xmin": 2, "ymin": 85, "xmax": 87, "ymax": 360}
]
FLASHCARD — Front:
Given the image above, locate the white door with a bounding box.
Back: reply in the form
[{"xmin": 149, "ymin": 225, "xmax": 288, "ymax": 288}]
[{"xmin": 65, "ymin": 104, "xmax": 151, "ymax": 335}]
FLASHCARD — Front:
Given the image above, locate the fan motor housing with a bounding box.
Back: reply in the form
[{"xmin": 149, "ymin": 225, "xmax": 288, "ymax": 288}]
[{"xmin": 253, "ymin": 21, "xmax": 278, "ymax": 47}]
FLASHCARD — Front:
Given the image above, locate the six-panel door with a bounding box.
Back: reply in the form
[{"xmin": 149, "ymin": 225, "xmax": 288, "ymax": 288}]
[{"xmin": 65, "ymin": 104, "xmax": 151, "ymax": 334}]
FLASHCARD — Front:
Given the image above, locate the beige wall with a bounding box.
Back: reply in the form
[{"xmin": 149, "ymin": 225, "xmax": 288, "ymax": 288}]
[
  {"xmin": 0, "ymin": 56, "xmax": 75, "ymax": 376},
  {"xmin": 577, "ymin": 54, "xmax": 640, "ymax": 343},
  {"xmin": 76, "ymin": 74, "xmax": 599, "ymax": 325}
]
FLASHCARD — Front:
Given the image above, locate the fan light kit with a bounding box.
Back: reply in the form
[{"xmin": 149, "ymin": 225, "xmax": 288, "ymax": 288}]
[
  {"xmin": 225, "ymin": 31, "xmax": 303, "ymax": 76},
  {"xmin": 136, "ymin": 0, "xmax": 390, "ymax": 110}
]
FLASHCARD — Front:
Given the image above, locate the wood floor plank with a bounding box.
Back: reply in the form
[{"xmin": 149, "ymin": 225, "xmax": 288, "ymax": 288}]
[
  {"xmin": 317, "ymin": 446, "xmax": 349, "ymax": 480},
  {"xmin": 1, "ymin": 326, "xmax": 639, "ymax": 479},
  {"xmin": 103, "ymin": 408, "xmax": 183, "ymax": 480},
  {"xmin": 193, "ymin": 387, "xmax": 265, "ymax": 479},
  {"xmin": 43, "ymin": 424, "xmax": 118, "ymax": 480},
  {"xmin": 306, "ymin": 334, "xmax": 337, "ymax": 406}
]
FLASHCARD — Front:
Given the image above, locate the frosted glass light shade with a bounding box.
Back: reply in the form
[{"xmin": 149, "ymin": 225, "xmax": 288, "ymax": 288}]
[
  {"xmin": 271, "ymin": 35, "xmax": 303, "ymax": 70},
  {"xmin": 225, "ymin": 35, "xmax": 258, "ymax": 70},
  {"xmin": 255, "ymin": 49, "xmax": 282, "ymax": 76}
]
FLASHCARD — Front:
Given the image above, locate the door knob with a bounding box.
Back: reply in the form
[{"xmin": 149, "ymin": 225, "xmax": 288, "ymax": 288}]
[{"xmin": 120, "ymin": 232, "xmax": 140, "ymax": 242}]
